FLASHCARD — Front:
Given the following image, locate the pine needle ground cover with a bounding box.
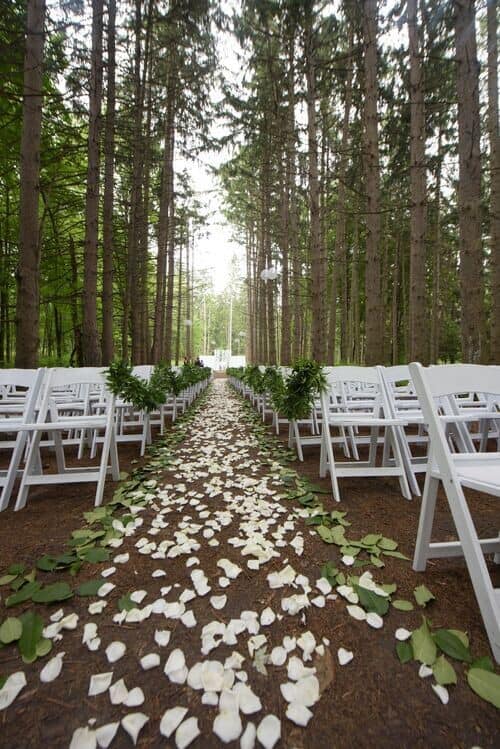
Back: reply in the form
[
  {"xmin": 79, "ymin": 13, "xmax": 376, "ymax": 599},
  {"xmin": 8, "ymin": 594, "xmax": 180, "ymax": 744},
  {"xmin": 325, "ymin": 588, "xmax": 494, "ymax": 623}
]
[{"xmin": 0, "ymin": 381, "xmax": 498, "ymax": 748}]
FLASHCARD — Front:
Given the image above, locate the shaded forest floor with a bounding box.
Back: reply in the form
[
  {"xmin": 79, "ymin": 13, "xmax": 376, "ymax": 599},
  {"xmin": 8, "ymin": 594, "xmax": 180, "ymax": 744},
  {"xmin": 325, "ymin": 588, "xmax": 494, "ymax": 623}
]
[{"xmin": 0, "ymin": 381, "xmax": 498, "ymax": 748}]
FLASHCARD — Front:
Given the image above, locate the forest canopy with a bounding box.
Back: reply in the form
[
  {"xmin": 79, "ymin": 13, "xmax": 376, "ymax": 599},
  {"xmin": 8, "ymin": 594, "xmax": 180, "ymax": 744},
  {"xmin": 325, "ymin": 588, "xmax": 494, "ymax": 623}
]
[{"xmin": 1, "ymin": 0, "xmax": 498, "ymax": 368}]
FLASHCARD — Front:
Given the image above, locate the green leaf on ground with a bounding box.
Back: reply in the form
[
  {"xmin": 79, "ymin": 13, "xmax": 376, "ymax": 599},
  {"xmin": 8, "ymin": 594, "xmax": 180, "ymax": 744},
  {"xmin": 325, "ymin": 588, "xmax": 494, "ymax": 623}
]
[
  {"xmin": 0, "ymin": 618, "xmax": 23, "ymax": 644},
  {"xmin": 0, "ymin": 574, "xmax": 18, "ymax": 586},
  {"xmin": 118, "ymin": 593, "xmax": 135, "ymax": 612},
  {"xmin": 396, "ymin": 641, "xmax": 413, "ymax": 663},
  {"xmin": 32, "ymin": 582, "xmax": 73, "ymax": 604},
  {"xmin": 433, "ymin": 629, "xmax": 472, "ymax": 663},
  {"xmin": 8, "ymin": 564, "xmax": 25, "ymax": 576},
  {"xmin": 392, "ymin": 599, "xmax": 414, "ymax": 611},
  {"xmin": 19, "ymin": 611, "xmax": 44, "ymax": 661},
  {"xmin": 35, "ymin": 638, "xmax": 52, "ymax": 657},
  {"xmin": 36, "ymin": 556, "xmax": 57, "ymax": 572},
  {"xmin": 377, "ymin": 537, "xmax": 398, "ymax": 551},
  {"xmin": 317, "ymin": 526, "xmax": 333, "ymax": 543},
  {"xmin": 354, "ymin": 585, "xmax": 390, "ymax": 616},
  {"xmin": 382, "ymin": 550, "xmax": 410, "ymax": 560},
  {"xmin": 432, "ymin": 655, "xmax": 457, "ymax": 686},
  {"xmin": 370, "ymin": 555, "xmax": 385, "ymax": 568},
  {"xmin": 77, "ymin": 579, "xmax": 104, "ymax": 597},
  {"xmin": 411, "ymin": 618, "xmax": 437, "ymax": 665},
  {"xmin": 5, "ymin": 581, "xmax": 41, "ymax": 608},
  {"xmin": 467, "ymin": 668, "xmax": 500, "ymax": 708},
  {"xmin": 471, "ymin": 656, "xmax": 494, "ymax": 672},
  {"xmin": 361, "ymin": 534, "xmax": 382, "ymax": 546},
  {"xmin": 81, "ymin": 547, "xmax": 109, "ymax": 564},
  {"xmin": 413, "ymin": 584, "xmax": 435, "ymax": 607}
]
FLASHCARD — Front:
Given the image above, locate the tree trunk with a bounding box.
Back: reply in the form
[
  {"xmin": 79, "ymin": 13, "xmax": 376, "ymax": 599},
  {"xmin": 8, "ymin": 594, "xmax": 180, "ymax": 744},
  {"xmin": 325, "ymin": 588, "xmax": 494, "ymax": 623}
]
[
  {"xmin": 15, "ymin": 0, "xmax": 46, "ymax": 368},
  {"xmin": 361, "ymin": 0, "xmax": 383, "ymax": 365},
  {"xmin": 82, "ymin": 0, "xmax": 104, "ymax": 365},
  {"xmin": 430, "ymin": 132, "xmax": 443, "ymax": 363},
  {"xmin": 305, "ymin": 3, "xmax": 327, "ymax": 363},
  {"xmin": 488, "ymin": 0, "xmax": 500, "ymax": 362},
  {"xmin": 152, "ymin": 73, "xmax": 175, "ymax": 363},
  {"xmin": 101, "ymin": 0, "xmax": 116, "ymax": 365},
  {"xmin": 408, "ymin": 0, "xmax": 427, "ymax": 363},
  {"xmin": 330, "ymin": 30, "xmax": 353, "ymax": 364},
  {"xmin": 455, "ymin": 0, "xmax": 485, "ymax": 362},
  {"xmin": 175, "ymin": 236, "xmax": 183, "ymax": 366},
  {"xmin": 163, "ymin": 135, "xmax": 176, "ymax": 364}
]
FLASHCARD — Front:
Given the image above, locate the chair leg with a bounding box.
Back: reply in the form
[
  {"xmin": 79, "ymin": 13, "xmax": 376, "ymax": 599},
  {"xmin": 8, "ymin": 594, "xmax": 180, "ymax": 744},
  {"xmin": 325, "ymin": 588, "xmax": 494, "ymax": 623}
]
[
  {"xmin": 321, "ymin": 424, "xmax": 340, "ymax": 501},
  {"xmin": 290, "ymin": 421, "xmax": 303, "ymax": 461},
  {"xmin": 0, "ymin": 432, "xmax": 28, "ymax": 512},
  {"xmin": 109, "ymin": 428, "xmax": 120, "ymax": 482},
  {"xmin": 95, "ymin": 425, "xmax": 114, "ymax": 507},
  {"xmin": 413, "ymin": 471, "xmax": 439, "ymax": 570},
  {"xmin": 388, "ymin": 426, "xmax": 412, "ymax": 501},
  {"xmin": 15, "ymin": 430, "xmax": 43, "ymax": 511}
]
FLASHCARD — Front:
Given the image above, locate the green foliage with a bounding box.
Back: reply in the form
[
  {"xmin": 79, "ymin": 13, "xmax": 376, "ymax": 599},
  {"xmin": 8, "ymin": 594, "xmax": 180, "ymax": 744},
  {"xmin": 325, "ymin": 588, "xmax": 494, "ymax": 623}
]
[{"xmin": 106, "ymin": 361, "xmax": 211, "ymax": 411}]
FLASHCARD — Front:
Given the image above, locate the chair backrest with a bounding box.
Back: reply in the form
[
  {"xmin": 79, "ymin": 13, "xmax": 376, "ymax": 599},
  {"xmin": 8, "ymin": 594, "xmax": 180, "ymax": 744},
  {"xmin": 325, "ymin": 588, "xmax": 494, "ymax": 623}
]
[
  {"xmin": 409, "ymin": 363, "xmax": 500, "ymax": 462},
  {"xmin": 416, "ymin": 364, "xmax": 500, "ymax": 399},
  {"xmin": 0, "ymin": 369, "xmax": 41, "ymax": 391},
  {"xmin": 39, "ymin": 368, "xmax": 113, "ymax": 420},
  {"xmin": 132, "ymin": 365, "xmax": 153, "ymax": 381},
  {"xmin": 324, "ymin": 366, "xmax": 381, "ymax": 388},
  {"xmin": 383, "ymin": 365, "xmax": 411, "ymax": 386},
  {"xmin": 0, "ymin": 368, "xmax": 45, "ymax": 418}
]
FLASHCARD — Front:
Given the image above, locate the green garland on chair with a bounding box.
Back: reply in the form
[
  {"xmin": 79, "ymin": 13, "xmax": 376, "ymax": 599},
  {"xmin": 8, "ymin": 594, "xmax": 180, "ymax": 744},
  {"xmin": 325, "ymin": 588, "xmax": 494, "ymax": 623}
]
[
  {"xmin": 106, "ymin": 362, "xmax": 210, "ymax": 412},
  {"xmin": 228, "ymin": 359, "xmax": 326, "ymax": 421}
]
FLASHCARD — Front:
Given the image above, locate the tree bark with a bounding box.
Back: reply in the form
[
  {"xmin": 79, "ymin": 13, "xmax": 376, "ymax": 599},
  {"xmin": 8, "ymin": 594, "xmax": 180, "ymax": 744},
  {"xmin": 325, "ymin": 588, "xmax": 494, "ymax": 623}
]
[
  {"xmin": 488, "ymin": 0, "xmax": 500, "ymax": 362},
  {"xmin": 305, "ymin": 2, "xmax": 327, "ymax": 363},
  {"xmin": 15, "ymin": 0, "xmax": 46, "ymax": 368},
  {"xmin": 454, "ymin": 0, "xmax": 485, "ymax": 362},
  {"xmin": 101, "ymin": 0, "xmax": 116, "ymax": 365},
  {"xmin": 408, "ymin": 0, "xmax": 427, "ymax": 363},
  {"xmin": 361, "ymin": 0, "xmax": 383, "ymax": 365},
  {"xmin": 82, "ymin": 0, "xmax": 104, "ymax": 365}
]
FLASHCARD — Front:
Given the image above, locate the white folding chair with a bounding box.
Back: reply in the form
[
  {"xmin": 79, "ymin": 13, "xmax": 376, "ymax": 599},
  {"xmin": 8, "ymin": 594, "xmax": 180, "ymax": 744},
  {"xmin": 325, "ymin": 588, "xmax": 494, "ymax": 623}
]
[
  {"xmin": 320, "ymin": 366, "xmax": 412, "ymax": 502},
  {"xmin": 410, "ymin": 363, "xmax": 500, "ymax": 663},
  {"xmin": 15, "ymin": 367, "xmax": 120, "ymax": 510},
  {"xmin": 0, "ymin": 368, "xmax": 45, "ymax": 511}
]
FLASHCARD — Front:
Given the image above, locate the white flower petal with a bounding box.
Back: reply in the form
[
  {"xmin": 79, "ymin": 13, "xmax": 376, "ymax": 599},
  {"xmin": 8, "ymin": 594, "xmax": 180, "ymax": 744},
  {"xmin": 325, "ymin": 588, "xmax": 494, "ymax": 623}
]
[
  {"xmin": 69, "ymin": 726, "xmax": 97, "ymax": 749},
  {"xmin": 431, "ymin": 683, "xmax": 449, "ymax": 705},
  {"xmin": 286, "ymin": 702, "xmax": 313, "ymax": 727},
  {"xmin": 88, "ymin": 672, "xmax": 113, "ymax": 697},
  {"xmin": 240, "ymin": 722, "xmax": 256, "ymax": 749},
  {"xmin": 40, "ymin": 652, "xmax": 64, "ymax": 683},
  {"xmin": 160, "ymin": 706, "xmax": 188, "ymax": 738},
  {"xmin": 106, "ymin": 641, "xmax": 126, "ymax": 663},
  {"xmin": 337, "ymin": 648, "xmax": 354, "ymax": 666},
  {"xmin": 0, "ymin": 672, "xmax": 27, "ymax": 711},
  {"xmin": 395, "ymin": 628, "xmax": 412, "ymax": 641},
  {"xmin": 140, "ymin": 653, "xmax": 160, "ymax": 670},
  {"xmin": 256, "ymin": 715, "xmax": 281, "ymax": 749},
  {"xmin": 121, "ymin": 713, "xmax": 149, "ymax": 745},
  {"xmin": 95, "ymin": 722, "xmax": 119, "ymax": 749},
  {"xmin": 175, "ymin": 716, "xmax": 200, "ymax": 749},
  {"xmin": 154, "ymin": 629, "xmax": 171, "ymax": 647}
]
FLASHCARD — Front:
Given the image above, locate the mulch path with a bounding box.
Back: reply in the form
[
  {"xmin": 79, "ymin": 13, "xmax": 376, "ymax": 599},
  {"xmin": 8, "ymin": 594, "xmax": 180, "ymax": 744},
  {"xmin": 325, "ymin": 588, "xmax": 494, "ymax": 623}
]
[{"xmin": 0, "ymin": 380, "xmax": 498, "ymax": 749}]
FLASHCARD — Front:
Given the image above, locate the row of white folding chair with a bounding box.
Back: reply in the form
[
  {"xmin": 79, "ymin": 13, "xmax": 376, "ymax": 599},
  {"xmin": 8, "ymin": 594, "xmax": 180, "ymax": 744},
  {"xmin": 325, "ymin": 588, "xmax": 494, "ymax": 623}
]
[
  {"xmin": 0, "ymin": 367, "xmax": 119, "ymax": 511},
  {"xmin": 319, "ymin": 366, "xmax": 412, "ymax": 502},
  {"xmin": 381, "ymin": 365, "xmax": 500, "ymax": 497},
  {"xmin": 410, "ymin": 363, "xmax": 500, "ymax": 663},
  {"xmin": 0, "ymin": 369, "xmax": 46, "ymax": 511}
]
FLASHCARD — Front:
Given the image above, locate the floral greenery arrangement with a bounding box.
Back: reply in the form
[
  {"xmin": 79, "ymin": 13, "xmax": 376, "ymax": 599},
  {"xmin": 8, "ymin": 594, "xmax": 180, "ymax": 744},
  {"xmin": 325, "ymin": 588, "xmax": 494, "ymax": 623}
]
[
  {"xmin": 280, "ymin": 359, "xmax": 326, "ymax": 420},
  {"xmin": 106, "ymin": 361, "xmax": 211, "ymax": 411},
  {"xmin": 229, "ymin": 359, "xmax": 326, "ymax": 421},
  {"xmin": 262, "ymin": 366, "xmax": 287, "ymax": 413}
]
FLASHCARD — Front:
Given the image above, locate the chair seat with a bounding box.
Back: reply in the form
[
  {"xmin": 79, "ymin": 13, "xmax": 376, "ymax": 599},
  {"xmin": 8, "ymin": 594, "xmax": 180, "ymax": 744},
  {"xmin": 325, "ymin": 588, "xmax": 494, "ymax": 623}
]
[
  {"xmin": 327, "ymin": 415, "xmax": 407, "ymax": 427},
  {"xmin": 431, "ymin": 453, "xmax": 500, "ymax": 497},
  {"xmin": 17, "ymin": 415, "xmax": 109, "ymax": 431}
]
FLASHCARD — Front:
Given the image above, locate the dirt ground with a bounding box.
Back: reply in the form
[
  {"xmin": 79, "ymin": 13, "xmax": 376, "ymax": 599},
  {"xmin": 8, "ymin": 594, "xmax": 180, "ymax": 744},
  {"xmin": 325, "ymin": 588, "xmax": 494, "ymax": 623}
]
[{"xmin": 0, "ymin": 381, "xmax": 498, "ymax": 749}]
